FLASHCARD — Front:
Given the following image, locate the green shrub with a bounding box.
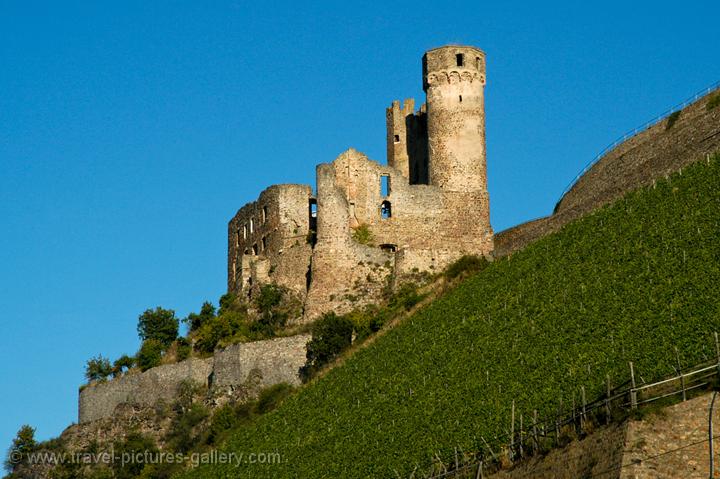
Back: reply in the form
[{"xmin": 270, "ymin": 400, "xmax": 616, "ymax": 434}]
[
  {"xmin": 112, "ymin": 433, "xmax": 157, "ymax": 479},
  {"xmin": 299, "ymin": 313, "xmax": 354, "ymax": 382},
  {"xmin": 175, "ymin": 337, "xmax": 192, "ymax": 362},
  {"xmin": 351, "ymin": 224, "xmax": 373, "ymax": 245},
  {"xmin": 137, "ymin": 307, "xmax": 179, "ymax": 347},
  {"xmin": 444, "ymin": 254, "xmax": 490, "ymax": 279},
  {"xmin": 707, "ymin": 92, "xmax": 720, "ymax": 111},
  {"xmin": 136, "ymin": 339, "xmax": 163, "ymax": 372},
  {"xmin": 254, "ymin": 383, "xmax": 295, "ymax": 415},
  {"xmin": 112, "ymin": 354, "xmax": 135, "ymax": 377},
  {"xmin": 388, "ymin": 282, "xmax": 423, "ymax": 311},
  {"xmin": 165, "ymin": 403, "xmax": 209, "ymax": 453},
  {"xmin": 665, "ymin": 110, "xmax": 681, "ymax": 130},
  {"xmin": 85, "ymin": 355, "xmax": 113, "ymax": 382},
  {"xmin": 184, "ymin": 301, "xmax": 216, "ymax": 332},
  {"xmin": 345, "ymin": 305, "xmax": 384, "ymax": 342},
  {"xmin": 218, "ymin": 293, "xmax": 244, "ymax": 316}
]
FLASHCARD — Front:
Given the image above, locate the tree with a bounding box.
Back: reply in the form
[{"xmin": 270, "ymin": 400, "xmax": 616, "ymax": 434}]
[
  {"xmin": 4, "ymin": 425, "xmax": 36, "ymax": 473},
  {"xmin": 136, "ymin": 339, "xmax": 163, "ymax": 372},
  {"xmin": 183, "ymin": 301, "xmax": 216, "ymax": 332},
  {"xmin": 299, "ymin": 313, "xmax": 354, "ymax": 382},
  {"xmin": 137, "ymin": 307, "xmax": 178, "ymax": 347},
  {"xmin": 85, "ymin": 355, "xmax": 113, "ymax": 382}
]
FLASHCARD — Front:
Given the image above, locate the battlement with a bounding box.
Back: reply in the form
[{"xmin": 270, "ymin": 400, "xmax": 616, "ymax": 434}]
[{"xmin": 423, "ymin": 45, "xmax": 486, "ymax": 91}]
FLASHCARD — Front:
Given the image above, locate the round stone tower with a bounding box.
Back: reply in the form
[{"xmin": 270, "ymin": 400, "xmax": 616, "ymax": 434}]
[{"xmin": 423, "ymin": 45, "xmax": 487, "ymax": 193}]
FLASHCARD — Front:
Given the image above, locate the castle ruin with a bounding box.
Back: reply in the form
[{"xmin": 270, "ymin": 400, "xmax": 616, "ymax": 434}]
[{"xmin": 227, "ymin": 45, "xmax": 494, "ymax": 321}]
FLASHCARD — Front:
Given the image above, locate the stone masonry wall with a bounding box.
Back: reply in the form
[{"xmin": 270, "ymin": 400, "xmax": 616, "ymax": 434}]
[
  {"xmin": 488, "ymin": 392, "xmax": 720, "ymax": 478},
  {"xmin": 495, "ymin": 88, "xmax": 720, "ymax": 257},
  {"xmin": 78, "ymin": 334, "xmax": 310, "ymax": 424},
  {"xmin": 228, "ymin": 184, "xmax": 313, "ymax": 300},
  {"xmin": 78, "ymin": 358, "xmax": 213, "ymax": 424}
]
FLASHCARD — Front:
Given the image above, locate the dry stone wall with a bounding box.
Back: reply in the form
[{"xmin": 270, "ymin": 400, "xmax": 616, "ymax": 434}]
[
  {"xmin": 495, "ymin": 88, "xmax": 720, "ymax": 257},
  {"xmin": 488, "ymin": 392, "xmax": 720, "ymax": 478},
  {"xmin": 78, "ymin": 334, "xmax": 310, "ymax": 424}
]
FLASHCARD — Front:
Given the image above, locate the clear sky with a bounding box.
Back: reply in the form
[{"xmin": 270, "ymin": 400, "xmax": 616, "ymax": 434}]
[{"xmin": 1, "ymin": 0, "xmax": 719, "ymax": 453}]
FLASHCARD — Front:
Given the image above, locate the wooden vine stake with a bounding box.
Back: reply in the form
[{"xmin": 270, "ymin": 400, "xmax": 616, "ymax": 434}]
[
  {"xmin": 533, "ymin": 409, "xmax": 539, "ymax": 453},
  {"xmin": 715, "ymin": 332, "xmax": 720, "ymax": 376},
  {"xmin": 510, "ymin": 400, "xmax": 515, "ymax": 456},
  {"xmin": 629, "ymin": 361, "xmax": 637, "ymax": 409},
  {"xmin": 675, "ymin": 346, "xmax": 686, "ymax": 401},
  {"xmin": 605, "ymin": 374, "xmax": 611, "ymax": 425}
]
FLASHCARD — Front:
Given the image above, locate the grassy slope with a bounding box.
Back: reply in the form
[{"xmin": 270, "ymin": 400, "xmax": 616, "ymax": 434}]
[{"xmin": 185, "ymin": 156, "xmax": 720, "ymax": 478}]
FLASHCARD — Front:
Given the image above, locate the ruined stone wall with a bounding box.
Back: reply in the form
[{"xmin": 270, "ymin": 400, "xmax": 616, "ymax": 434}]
[
  {"xmin": 228, "ymin": 184, "xmax": 313, "ymax": 300},
  {"xmin": 495, "ymin": 88, "xmax": 720, "ymax": 257},
  {"xmin": 302, "ymin": 148, "xmax": 493, "ymax": 321},
  {"xmin": 488, "ymin": 392, "xmax": 719, "ymax": 479},
  {"xmin": 78, "ymin": 358, "xmax": 214, "ymax": 424},
  {"xmin": 386, "ymin": 98, "xmax": 428, "ymax": 184},
  {"xmin": 303, "ymin": 158, "xmax": 394, "ymax": 320},
  {"xmin": 78, "ymin": 335, "xmax": 310, "ymax": 424},
  {"xmin": 327, "ymin": 149, "xmax": 492, "ymax": 254}
]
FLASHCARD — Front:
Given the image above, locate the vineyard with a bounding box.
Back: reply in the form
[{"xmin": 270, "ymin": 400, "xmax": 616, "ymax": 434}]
[{"xmin": 183, "ymin": 153, "xmax": 720, "ymax": 478}]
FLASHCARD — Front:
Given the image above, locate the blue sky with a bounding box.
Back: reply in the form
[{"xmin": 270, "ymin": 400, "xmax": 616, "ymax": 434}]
[{"xmin": 1, "ymin": 0, "xmax": 719, "ymax": 453}]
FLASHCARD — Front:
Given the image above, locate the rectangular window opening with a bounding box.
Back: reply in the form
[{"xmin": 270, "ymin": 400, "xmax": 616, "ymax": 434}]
[
  {"xmin": 393, "ymin": 134, "xmax": 400, "ymax": 143},
  {"xmin": 380, "ymin": 175, "xmax": 390, "ymax": 197},
  {"xmin": 456, "ymin": 53, "xmax": 464, "ymax": 67}
]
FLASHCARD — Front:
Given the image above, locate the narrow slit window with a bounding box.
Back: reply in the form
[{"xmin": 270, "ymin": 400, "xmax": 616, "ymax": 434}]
[
  {"xmin": 380, "ymin": 175, "xmax": 390, "ymax": 197},
  {"xmin": 476, "ymin": 57, "xmax": 481, "ymax": 69},
  {"xmin": 261, "ymin": 236, "xmax": 267, "ymax": 251},
  {"xmin": 380, "ymin": 200, "xmax": 392, "ymax": 219},
  {"xmin": 459, "ymin": 95, "xmax": 463, "ymax": 102},
  {"xmin": 456, "ymin": 53, "xmax": 464, "ymax": 67}
]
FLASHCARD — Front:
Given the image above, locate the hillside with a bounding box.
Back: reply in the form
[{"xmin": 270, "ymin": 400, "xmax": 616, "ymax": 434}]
[{"xmin": 184, "ymin": 154, "xmax": 720, "ymax": 478}]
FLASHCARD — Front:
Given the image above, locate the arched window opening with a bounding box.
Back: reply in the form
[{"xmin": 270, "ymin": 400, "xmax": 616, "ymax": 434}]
[
  {"xmin": 249, "ymin": 218, "xmax": 254, "ymax": 234},
  {"xmin": 380, "ymin": 200, "xmax": 392, "ymax": 219},
  {"xmin": 262, "ymin": 206, "xmax": 268, "ymax": 224}
]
